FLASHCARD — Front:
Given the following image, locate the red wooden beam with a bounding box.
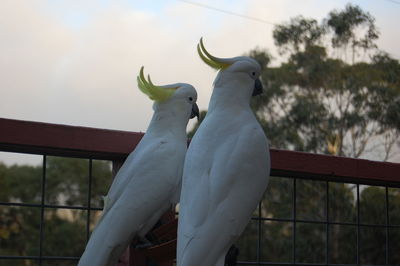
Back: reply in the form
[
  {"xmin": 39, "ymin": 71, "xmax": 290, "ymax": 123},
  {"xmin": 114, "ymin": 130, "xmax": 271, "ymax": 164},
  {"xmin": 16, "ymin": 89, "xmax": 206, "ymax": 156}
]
[
  {"xmin": 270, "ymin": 149, "xmax": 400, "ymax": 185},
  {"xmin": 1, "ymin": 117, "xmax": 399, "ymax": 184},
  {"xmin": 0, "ymin": 118, "xmax": 143, "ymax": 159}
]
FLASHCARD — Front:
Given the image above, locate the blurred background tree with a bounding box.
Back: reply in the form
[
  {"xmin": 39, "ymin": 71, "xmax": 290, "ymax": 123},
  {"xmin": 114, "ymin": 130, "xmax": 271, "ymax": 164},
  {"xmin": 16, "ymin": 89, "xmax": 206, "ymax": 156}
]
[{"xmin": 251, "ymin": 4, "xmax": 400, "ymax": 161}]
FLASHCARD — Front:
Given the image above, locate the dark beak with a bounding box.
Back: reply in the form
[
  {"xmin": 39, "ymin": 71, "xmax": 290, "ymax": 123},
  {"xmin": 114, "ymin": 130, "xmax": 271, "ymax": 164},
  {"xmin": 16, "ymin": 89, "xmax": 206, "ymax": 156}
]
[
  {"xmin": 190, "ymin": 103, "xmax": 200, "ymax": 121},
  {"xmin": 252, "ymin": 78, "xmax": 263, "ymax": 96}
]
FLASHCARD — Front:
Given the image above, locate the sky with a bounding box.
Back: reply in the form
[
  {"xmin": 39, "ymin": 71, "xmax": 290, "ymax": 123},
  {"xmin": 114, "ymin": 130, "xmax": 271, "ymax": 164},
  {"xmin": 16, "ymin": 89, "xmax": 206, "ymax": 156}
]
[{"xmin": 1, "ymin": 0, "xmax": 399, "ymax": 164}]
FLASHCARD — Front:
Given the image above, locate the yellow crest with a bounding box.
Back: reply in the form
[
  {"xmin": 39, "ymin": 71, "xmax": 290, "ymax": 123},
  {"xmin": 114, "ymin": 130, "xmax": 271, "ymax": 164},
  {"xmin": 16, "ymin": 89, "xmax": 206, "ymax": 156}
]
[
  {"xmin": 197, "ymin": 37, "xmax": 231, "ymax": 70},
  {"xmin": 137, "ymin": 67, "xmax": 178, "ymax": 102}
]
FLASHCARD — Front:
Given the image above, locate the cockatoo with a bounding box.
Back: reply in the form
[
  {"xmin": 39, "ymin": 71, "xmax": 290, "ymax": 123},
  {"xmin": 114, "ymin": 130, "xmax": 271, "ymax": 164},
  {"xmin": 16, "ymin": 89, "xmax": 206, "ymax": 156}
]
[
  {"xmin": 177, "ymin": 38, "xmax": 270, "ymax": 266},
  {"xmin": 78, "ymin": 67, "xmax": 199, "ymax": 266}
]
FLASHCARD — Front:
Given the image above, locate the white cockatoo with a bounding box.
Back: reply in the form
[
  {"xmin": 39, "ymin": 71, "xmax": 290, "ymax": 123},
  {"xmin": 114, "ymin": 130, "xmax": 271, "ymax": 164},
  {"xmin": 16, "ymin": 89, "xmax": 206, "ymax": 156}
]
[
  {"xmin": 177, "ymin": 38, "xmax": 270, "ymax": 266},
  {"xmin": 78, "ymin": 67, "xmax": 199, "ymax": 266}
]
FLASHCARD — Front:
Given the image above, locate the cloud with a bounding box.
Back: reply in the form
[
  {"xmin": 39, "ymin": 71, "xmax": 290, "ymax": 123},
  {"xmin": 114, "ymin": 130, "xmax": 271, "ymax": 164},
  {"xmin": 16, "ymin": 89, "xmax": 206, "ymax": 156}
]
[
  {"xmin": 0, "ymin": 0, "xmax": 218, "ymax": 131},
  {"xmin": 0, "ymin": 0, "xmax": 399, "ymax": 134},
  {"xmin": 0, "ymin": 1, "xmax": 73, "ymax": 119}
]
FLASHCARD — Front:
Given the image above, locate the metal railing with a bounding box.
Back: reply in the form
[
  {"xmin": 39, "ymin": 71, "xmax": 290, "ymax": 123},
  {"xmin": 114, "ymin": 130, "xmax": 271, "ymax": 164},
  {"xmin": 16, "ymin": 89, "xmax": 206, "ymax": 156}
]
[
  {"xmin": 238, "ymin": 179, "xmax": 400, "ymax": 265},
  {"xmin": 1, "ymin": 118, "xmax": 399, "ymax": 266},
  {"xmin": 0, "ymin": 156, "xmax": 104, "ymax": 264}
]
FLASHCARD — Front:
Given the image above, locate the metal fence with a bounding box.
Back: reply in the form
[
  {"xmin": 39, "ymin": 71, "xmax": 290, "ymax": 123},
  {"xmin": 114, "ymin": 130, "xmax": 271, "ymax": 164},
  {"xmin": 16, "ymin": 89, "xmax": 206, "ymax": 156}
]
[
  {"xmin": 0, "ymin": 155, "xmax": 108, "ymax": 265},
  {"xmin": 237, "ymin": 178, "xmax": 400, "ymax": 265},
  {"xmin": 1, "ymin": 118, "xmax": 399, "ymax": 266}
]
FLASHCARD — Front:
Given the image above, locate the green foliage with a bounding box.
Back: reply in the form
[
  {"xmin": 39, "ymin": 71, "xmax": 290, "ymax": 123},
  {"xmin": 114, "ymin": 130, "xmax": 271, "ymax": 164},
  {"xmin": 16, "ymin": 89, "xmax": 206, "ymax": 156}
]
[
  {"xmin": 252, "ymin": 47, "xmax": 400, "ymax": 157},
  {"xmin": 249, "ymin": 4, "xmax": 400, "ymax": 159},
  {"xmin": 45, "ymin": 157, "xmax": 112, "ymax": 208},
  {"xmin": 325, "ymin": 4, "xmax": 379, "ymax": 51},
  {"xmin": 358, "ymin": 187, "xmax": 387, "ymax": 264},
  {"xmin": 0, "ymin": 163, "xmax": 42, "ymax": 204},
  {"xmin": 0, "ymin": 158, "xmax": 112, "ymax": 265},
  {"xmin": 273, "ymin": 16, "xmax": 325, "ymax": 54}
]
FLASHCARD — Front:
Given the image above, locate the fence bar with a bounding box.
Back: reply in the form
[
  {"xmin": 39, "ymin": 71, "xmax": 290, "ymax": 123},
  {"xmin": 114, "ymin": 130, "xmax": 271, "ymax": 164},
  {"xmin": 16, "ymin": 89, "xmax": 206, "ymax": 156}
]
[
  {"xmin": 293, "ymin": 178, "xmax": 297, "ymax": 263},
  {"xmin": 356, "ymin": 184, "xmax": 360, "ymax": 265},
  {"xmin": 39, "ymin": 155, "xmax": 46, "ymax": 266},
  {"xmin": 0, "ymin": 202, "xmax": 103, "ymax": 211},
  {"xmin": 326, "ymin": 181, "xmax": 329, "ymax": 265},
  {"xmin": 86, "ymin": 159, "xmax": 93, "ymax": 242},
  {"xmin": 385, "ymin": 186, "xmax": 389, "ymax": 265}
]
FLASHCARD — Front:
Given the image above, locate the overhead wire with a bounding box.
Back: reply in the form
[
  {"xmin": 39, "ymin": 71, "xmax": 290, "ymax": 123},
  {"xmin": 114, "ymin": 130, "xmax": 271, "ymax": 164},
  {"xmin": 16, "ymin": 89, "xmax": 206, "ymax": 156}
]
[
  {"xmin": 177, "ymin": 0, "xmax": 399, "ymax": 59},
  {"xmin": 176, "ymin": 0, "xmax": 277, "ymax": 25},
  {"xmin": 384, "ymin": 0, "xmax": 400, "ymax": 5}
]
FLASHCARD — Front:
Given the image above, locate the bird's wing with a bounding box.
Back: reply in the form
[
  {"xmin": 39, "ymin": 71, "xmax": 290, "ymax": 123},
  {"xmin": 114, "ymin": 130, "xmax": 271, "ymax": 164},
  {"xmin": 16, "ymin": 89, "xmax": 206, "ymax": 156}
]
[
  {"xmin": 81, "ymin": 169, "xmax": 174, "ymax": 266},
  {"xmin": 97, "ymin": 138, "xmax": 184, "ymax": 226},
  {"xmin": 81, "ymin": 139, "xmax": 185, "ymax": 266},
  {"xmin": 178, "ymin": 123, "xmax": 270, "ymax": 265}
]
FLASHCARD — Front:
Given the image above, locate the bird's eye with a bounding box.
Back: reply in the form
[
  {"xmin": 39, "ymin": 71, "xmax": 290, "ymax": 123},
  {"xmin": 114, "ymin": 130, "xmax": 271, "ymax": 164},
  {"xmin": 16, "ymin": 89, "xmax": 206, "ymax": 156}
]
[
  {"xmin": 252, "ymin": 71, "xmax": 256, "ymax": 76},
  {"xmin": 189, "ymin": 97, "xmax": 193, "ymax": 101}
]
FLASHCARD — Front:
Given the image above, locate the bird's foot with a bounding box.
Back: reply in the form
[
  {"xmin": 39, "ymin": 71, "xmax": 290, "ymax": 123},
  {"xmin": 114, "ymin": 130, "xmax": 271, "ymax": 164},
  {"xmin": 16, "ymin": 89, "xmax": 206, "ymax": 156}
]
[{"xmin": 134, "ymin": 237, "xmax": 154, "ymax": 249}]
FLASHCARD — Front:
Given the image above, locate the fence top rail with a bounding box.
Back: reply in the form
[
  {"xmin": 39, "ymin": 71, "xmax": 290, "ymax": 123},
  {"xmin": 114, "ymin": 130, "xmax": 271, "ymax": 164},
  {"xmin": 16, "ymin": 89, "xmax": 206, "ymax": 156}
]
[
  {"xmin": 0, "ymin": 117, "xmax": 142, "ymax": 159},
  {"xmin": 1, "ymin": 117, "xmax": 399, "ymax": 185}
]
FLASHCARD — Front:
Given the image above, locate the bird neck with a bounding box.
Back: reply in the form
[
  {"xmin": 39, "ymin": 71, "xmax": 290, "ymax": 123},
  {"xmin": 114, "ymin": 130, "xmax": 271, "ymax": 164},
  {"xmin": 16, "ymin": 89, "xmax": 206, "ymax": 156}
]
[
  {"xmin": 145, "ymin": 104, "xmax": 188, "ymax": 139},
  {"xmin": 208, "ymin": 77, "xmax": 253, "ymax": 114}
]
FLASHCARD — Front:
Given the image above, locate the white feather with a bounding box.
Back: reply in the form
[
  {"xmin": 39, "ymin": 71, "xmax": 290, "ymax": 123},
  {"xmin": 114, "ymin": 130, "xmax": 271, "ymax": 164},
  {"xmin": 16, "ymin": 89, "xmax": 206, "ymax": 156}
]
[{"xmin": 177, "ymin": 58, "xmax": 270, "ymax": 266}]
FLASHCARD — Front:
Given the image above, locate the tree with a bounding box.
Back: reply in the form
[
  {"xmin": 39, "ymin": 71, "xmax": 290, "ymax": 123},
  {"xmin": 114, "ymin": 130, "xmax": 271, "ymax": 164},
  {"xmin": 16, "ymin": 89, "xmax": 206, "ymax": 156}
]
[{"xmin": 249, "ymin": 4, "xmax": 400, "ymax": 161}]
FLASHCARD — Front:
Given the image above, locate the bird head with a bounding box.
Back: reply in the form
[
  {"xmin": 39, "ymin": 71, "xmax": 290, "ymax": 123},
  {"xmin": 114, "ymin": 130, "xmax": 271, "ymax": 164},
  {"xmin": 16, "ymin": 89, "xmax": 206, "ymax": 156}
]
[
  {"xmin": 137, "ymin": 67, "xmax": 199, "ymax": 120},
  {"xmin": 197, "ymin": 38, "xmax": 263, "ymax": 96}
]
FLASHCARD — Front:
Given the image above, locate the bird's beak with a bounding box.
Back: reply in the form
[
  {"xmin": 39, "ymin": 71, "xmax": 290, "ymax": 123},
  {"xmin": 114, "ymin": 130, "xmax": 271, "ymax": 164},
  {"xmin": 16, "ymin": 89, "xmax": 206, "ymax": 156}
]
[
  {"xmin": 252, "ymin": 78, "xmax": 263, "ymax": 96},
  {"xmin": 190, "ymin": 103, "xmax": 200, "ymax": 121}
]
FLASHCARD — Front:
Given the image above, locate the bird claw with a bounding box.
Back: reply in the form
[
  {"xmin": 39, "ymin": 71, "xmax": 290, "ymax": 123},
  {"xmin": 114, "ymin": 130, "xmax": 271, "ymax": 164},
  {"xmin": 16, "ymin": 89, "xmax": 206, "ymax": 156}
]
[
  {"xmin": 134, "ymin": 237, "xmax": 154, "ymax": 249},
  {"xmin": 134, "ymin": 242, "xmax": 154, "ymax": 249}
]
